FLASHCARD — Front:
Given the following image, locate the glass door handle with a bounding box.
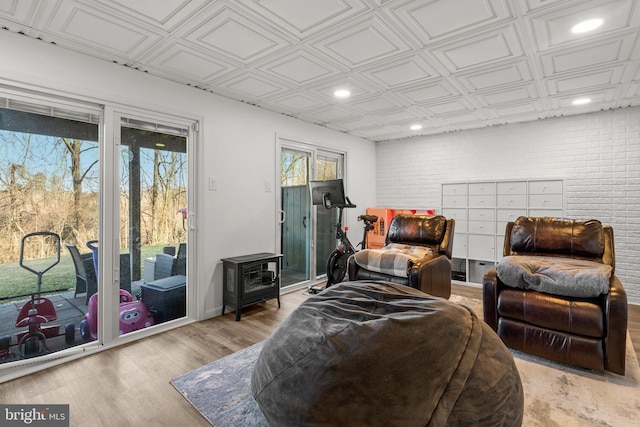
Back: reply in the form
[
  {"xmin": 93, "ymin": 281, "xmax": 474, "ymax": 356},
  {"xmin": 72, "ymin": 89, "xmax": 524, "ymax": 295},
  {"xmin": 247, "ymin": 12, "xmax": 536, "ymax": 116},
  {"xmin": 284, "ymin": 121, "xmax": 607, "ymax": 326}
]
[{"xmin": 279, "ymin": 210, "xmax": 285, "ymax": 224}]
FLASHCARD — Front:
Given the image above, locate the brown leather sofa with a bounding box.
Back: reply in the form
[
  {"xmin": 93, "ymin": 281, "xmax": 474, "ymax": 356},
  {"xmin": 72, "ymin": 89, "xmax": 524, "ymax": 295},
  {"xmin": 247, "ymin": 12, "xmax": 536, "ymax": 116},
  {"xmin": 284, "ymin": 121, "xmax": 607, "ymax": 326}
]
[
  {"xmin": 348, "ymin": 214, "xmax": 455, "ymax": 299},
  {"xmin": 483, "ymin": 216, "xmax": 627, "ymax": 374}
]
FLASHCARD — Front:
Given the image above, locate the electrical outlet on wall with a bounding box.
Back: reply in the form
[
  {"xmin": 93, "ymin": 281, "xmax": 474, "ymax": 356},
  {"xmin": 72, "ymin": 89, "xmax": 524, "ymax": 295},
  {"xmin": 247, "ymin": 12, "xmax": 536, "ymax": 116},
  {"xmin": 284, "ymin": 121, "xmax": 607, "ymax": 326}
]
[{"xmin": 265, "ymin": 180, "xmax": 272, "ymax": 192}]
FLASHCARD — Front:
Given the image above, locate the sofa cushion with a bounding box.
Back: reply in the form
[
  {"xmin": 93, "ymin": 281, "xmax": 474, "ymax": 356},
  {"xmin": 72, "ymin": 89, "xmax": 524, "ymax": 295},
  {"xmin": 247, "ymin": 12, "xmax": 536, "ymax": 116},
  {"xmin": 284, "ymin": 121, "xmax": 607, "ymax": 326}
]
[
  {"xmin": 510, "ymin": 217, "xmax": 605, "ymax": 258},
  {"xmin": 353, "ymin": 243, "xmax": 434, "ymax": 277},
  {"xmin": 497, "ymin": 255, "xmax": 612, "ymax": 298},
  {"xmin": 386, "ymin": 214, "xmax": 447, "ymax": 245}
]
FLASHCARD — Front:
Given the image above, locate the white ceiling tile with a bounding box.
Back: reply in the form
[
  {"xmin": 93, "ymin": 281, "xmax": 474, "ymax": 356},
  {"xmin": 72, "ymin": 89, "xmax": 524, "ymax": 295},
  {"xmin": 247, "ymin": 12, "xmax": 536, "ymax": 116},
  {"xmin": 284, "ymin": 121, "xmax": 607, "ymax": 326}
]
[
  {"xmin": 238, "ymin": 0, "xmax": 371, "ymax": 38},
  {"xmin": 335, "ymin": 116, "xmax": 381, "ymax": 131},
  {"xmin": 454, "ymin": 60, "xmax": 534, "ymax": 92},
  {"xmin": 39, "ymin": 2, "xmax": 164, "ymax": 56},
  {"xmin": 296, "ymin": 106, "xmax": 357, "ymax": 124},
  {"xmin": 353, "ymin": 125, "xmax": 407, "ymax": 141},
  {"xmin": 350, "ymin": 94, "xmax": 404, "ymax": 113},
  {"xmin": 633, "ymin": 64, "xmax": 640, "ymax": 80},
  {"xmin": 305, "ymin": 75, "xmax": 380, "ymax": 103},
  {"xmin": 438, "ymin": 112, "xmax": 485, "ymax": 125},
  {"xmin": 421, "ymin": 98, "xmax": 475, "ymax": 116},
  {"xmin": 200, "ymin": 22, "xmax": 275, "ymax": 61},
  {"xmin": 546, "ymin": 65, "xmax": 626, "ymax": 94},
  {"xmin": 625, "ymin": 82, "xmax": 640, "ymax": 98},
  {"xmin": 529, "ymin": 0, "xmax": 639, "ymax": 51},
  {"xmin": 311, "ymin": 15, "xmax": 412, "ymax": 67},
  {"xmin": 396, "ymin": 80, "xmax": 459, "ymax": 104},
  {"xmin": 390, "ymin": 0, "xmax": 513, "ymax": 43},
  {"xmin": 519, "ymin": 0, "xmax": 570, "ymax": 14},
  {"xmin": 373, "ymin": 108, "xmax": 422, "ymax": 124},
  {"xmin": 108, "ymin": 0, "xmax": 190, "ymax": 23},
  {"xmin": 216, "ymin": 72, "xmax": 290, "ymax": 101},
  {"xmin": 260, "ymin": 49, "xmax": 343, "ymax": 85},
  {"xmin": 548, "ymin": 86, "xmax": 618, "ymax": 108},
  {"xmin": 0, "ymin": 0, "xmax": 39, "ymax": 27},
  {"xmin": 268, "ymin": 92, "xmax": 325, "ymax": 112},
  {"xmin": 539, "ymin": 33, "xmax": 636, "ymax": 76},
  {"xmin": 180, "ymin": 3, "xmax": 291, "ymax": 63},
  {"xmin": 431, "ymin": 25, "xmax": 524, "ymax": 72},
  {"xmin": 492, "ymin": 100, "xmax": 545, "ymax": 117},
  {"xmin": 476, "ymin": 83, "xmax": 539, "ymax": 106},
  {"xmin": 143, "ymin": 42, "xmax": 235, "ymax": 82},
  {"xmin": 358, "ymin": 53, "xmax": 442, "ymax": 89},
  {"xmin": 95, "ymin": 0, "xmax": 209, "ymax": 31}
]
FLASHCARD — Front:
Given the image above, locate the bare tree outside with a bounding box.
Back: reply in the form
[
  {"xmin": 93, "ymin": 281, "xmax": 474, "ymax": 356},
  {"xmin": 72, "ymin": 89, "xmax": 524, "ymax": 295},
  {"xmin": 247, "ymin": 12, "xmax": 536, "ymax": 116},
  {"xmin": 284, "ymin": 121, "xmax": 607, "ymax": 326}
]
[
  {"xmin": 0, "ymin": 129, "xmax": 186, "ymax": 264},
  {"xmin": 60, "ymin": 137, "xmax": 99, "ymax": 243},
  {"xmin": 281, "ymin": 152, "xmax": 308, "ymax": 186}
]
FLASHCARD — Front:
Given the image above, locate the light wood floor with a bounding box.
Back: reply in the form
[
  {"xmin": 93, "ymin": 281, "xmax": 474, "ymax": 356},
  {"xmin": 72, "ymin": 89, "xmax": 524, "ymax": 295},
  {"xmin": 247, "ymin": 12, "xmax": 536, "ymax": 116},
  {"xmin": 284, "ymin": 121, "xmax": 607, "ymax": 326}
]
[{"xmin": 0, "ymin": 284, "xmax": 638, "ymax": 427}]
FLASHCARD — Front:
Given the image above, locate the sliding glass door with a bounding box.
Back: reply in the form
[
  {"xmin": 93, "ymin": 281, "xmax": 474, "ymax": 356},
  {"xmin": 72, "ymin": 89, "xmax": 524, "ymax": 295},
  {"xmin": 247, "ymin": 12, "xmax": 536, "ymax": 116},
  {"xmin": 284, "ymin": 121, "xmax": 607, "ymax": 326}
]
[
  {"xmin": 278, "ymin": 139, "xmax": 343, "ymax": 288},
  {"xmin": 314, "ymin": 154, "xmax": 341, "ymax": 276},
  {"xmin": 0, "ymin": 95, "xmax": 102, "ymax": 367},
  {"xmin": 0, "ymin": 91, "xmax": 196, "ymax": 379},
  {"xmin": 280, "ymin": 147, "xmax": 312, "ymax": 286},
  {"xmin": 110, "ymin": 112, "xmax": 191, "ymax": 339}
]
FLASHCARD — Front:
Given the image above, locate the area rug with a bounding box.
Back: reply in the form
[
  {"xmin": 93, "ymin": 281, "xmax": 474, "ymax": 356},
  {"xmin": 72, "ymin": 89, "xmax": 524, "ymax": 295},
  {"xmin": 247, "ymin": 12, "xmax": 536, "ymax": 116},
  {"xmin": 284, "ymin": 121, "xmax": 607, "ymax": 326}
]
[
  {"xmin": 171, "ymin": 295, "xmax": 640, "ymax": 426},
  {"xmin": 449, "ymin": 295, "xmax": 640, "ymax": 426}
]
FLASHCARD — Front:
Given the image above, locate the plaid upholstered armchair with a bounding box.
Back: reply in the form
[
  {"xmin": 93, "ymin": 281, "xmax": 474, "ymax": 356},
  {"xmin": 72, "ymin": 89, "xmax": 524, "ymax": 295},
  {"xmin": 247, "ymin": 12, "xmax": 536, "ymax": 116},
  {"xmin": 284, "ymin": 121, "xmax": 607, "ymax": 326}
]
[{"xmin": 347, "ymin": 214, "xmax": 455, "ymax": 299}]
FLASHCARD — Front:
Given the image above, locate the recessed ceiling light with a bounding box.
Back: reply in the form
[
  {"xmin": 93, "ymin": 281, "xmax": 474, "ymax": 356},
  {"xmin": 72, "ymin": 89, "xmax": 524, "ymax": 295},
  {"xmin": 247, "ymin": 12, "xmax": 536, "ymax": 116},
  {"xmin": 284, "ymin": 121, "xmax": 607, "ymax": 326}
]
[
  {"xmin": 410, "ymin": 124, "xmax": 423, "ymax": 131},
  {"xmin": 572, "ymin": 98, "xmax": 591, "ymax": 106},
  {"xmin": 571, "ymin": 18, "xmax": 603, "ymax": 34},
  {"xmin": 334, "ymin": 88, "xmax": 351, "ymax": 99}
]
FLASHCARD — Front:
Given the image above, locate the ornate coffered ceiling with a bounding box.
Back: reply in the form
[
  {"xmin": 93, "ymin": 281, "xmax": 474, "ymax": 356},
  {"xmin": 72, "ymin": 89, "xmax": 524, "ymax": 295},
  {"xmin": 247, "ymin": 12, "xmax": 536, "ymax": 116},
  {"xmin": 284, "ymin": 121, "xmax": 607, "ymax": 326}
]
[{"xmin": 1, "ymin": 0, "xmax": 639, "ymax": 141}]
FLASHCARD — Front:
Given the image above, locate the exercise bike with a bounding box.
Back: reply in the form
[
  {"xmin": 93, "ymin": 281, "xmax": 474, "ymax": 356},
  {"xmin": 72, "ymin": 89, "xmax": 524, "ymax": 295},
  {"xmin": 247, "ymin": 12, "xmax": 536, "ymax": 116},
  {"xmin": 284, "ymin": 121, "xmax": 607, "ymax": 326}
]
[{"xmin": 308, "ymin": 179, "xmax": 378, "ymax": 294}]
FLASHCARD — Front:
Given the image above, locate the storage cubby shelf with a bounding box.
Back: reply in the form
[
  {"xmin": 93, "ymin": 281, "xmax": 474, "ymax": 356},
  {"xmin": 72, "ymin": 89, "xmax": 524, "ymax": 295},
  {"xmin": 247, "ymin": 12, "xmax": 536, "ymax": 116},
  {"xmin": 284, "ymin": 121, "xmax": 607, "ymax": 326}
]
[{"xmin": 442, "ymin": 179, "xmax": 564, "ymax": 284}]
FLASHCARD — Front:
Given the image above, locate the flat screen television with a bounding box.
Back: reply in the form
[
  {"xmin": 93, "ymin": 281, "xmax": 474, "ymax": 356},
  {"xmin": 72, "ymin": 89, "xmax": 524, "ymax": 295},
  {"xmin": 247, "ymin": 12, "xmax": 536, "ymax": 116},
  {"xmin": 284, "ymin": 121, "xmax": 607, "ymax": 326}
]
[{"xmin": 309, "ymin": 179, "xmax": 346, "ymax": 207}]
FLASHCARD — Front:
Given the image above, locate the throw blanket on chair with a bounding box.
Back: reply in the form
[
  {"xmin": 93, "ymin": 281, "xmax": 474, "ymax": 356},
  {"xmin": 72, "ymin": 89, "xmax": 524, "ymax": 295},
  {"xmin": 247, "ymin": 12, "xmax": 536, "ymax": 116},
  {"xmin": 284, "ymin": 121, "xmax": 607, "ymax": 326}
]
[
  {"xmin": 496, "ymin": 255, "xmax": 612, "ymax": 298},
  {"xmin": 353, "ymin": 243, "xmax": 433, "ymax": 277}
]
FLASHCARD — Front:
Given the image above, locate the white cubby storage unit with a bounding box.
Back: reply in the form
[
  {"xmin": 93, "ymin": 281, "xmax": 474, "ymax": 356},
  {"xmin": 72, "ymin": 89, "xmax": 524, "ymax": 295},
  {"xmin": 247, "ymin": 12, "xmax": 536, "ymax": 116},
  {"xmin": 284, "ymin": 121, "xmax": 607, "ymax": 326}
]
[{"xmin": 442, "ymin": 180, "xmax": 564, "ymax": 285}]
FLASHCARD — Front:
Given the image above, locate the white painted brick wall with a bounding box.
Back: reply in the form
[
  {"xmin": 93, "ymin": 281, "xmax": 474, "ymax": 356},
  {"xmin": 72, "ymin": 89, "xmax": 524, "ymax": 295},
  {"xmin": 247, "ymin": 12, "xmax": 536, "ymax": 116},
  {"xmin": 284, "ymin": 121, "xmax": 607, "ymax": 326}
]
[{"xmin": 376, "ymin": 107, "xmax": 640, "ymax": 305}]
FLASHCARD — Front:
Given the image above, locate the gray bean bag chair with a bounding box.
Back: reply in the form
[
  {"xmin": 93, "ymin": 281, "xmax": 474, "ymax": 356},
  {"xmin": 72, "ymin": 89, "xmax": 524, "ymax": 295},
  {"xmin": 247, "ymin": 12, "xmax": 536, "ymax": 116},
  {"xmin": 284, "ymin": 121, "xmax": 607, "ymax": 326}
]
[{"xmin": 251, "ymin": 281, "xmax": 523, "ymax": 426}]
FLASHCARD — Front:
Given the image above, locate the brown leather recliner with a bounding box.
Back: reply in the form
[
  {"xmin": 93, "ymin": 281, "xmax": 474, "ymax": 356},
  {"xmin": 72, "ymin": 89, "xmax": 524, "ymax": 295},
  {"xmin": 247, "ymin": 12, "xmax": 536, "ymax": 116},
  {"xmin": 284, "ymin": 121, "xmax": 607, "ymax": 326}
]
[
  {"xmin": 483, "ymin": 216, "xmax": 627, "ymax": 374},
  {"xmin": 348, "ymin": 214, "xmax": 455, "ymax": 299}
]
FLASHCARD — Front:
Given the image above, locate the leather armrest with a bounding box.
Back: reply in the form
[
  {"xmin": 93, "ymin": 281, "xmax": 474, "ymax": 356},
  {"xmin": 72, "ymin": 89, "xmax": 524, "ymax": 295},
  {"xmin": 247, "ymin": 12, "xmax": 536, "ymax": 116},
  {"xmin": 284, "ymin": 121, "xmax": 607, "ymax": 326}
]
[
  {"xmin": 605, "ymin": 275, "xmax": 627, "ymax": 374},
  {"xmin": 409, "ymin": 254, "xmax": 451, "ymax": 299},
  {"xmin": 482, "ymin": 268, "xmax": 499, "ymax": 330}
]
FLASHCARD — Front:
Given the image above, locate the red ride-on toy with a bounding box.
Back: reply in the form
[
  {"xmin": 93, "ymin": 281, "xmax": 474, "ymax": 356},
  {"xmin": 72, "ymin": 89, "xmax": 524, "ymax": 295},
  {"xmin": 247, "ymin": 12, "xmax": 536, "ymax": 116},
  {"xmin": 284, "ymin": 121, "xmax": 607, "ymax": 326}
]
[{"xmin": 0, "ymin": 232, "xmax": 75, "ymax": 359}]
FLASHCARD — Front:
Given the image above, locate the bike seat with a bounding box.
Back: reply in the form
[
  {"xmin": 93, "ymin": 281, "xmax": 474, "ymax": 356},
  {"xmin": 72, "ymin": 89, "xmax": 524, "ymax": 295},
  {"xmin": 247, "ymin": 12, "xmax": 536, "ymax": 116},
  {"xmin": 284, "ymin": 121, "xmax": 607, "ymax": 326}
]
[
  {"xmin": 16, "ymin": 298, "xmax": 57, "ymax": 325},
  {"xmin": 359, "ymin": 215, "xmax": 378, "ymax": 223}
]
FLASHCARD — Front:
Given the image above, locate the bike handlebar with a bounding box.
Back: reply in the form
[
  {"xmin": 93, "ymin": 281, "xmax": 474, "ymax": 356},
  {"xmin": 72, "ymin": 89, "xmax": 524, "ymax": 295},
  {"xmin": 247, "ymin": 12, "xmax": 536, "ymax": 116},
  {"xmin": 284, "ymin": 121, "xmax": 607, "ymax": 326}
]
[
  {"xmin": 19, "ymin": 231, "xmax": 61, "ymax": 276},
  {"xmin": 322, "ymin": 194, "xmax": 356, "ymax": 210}
]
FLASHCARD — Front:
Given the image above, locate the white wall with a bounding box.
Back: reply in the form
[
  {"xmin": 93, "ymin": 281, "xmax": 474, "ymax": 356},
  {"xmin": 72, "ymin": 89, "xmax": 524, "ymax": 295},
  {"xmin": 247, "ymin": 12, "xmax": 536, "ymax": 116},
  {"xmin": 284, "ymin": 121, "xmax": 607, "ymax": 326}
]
[
  {"xmin": 0, "ymin": 31, "xmax": 377, "ymax": 318},
  {"xmin": 377, "ymin": 108, "xmax": 640, "ymax": 305}
]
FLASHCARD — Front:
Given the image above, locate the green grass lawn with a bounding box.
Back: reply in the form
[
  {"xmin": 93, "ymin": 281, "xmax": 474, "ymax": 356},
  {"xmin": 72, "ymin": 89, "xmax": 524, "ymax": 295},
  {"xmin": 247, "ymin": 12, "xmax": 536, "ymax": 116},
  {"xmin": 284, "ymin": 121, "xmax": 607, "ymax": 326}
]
[{"xmin": 0, "ymin": 243, "xmax": 172, "ymax": 301}]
